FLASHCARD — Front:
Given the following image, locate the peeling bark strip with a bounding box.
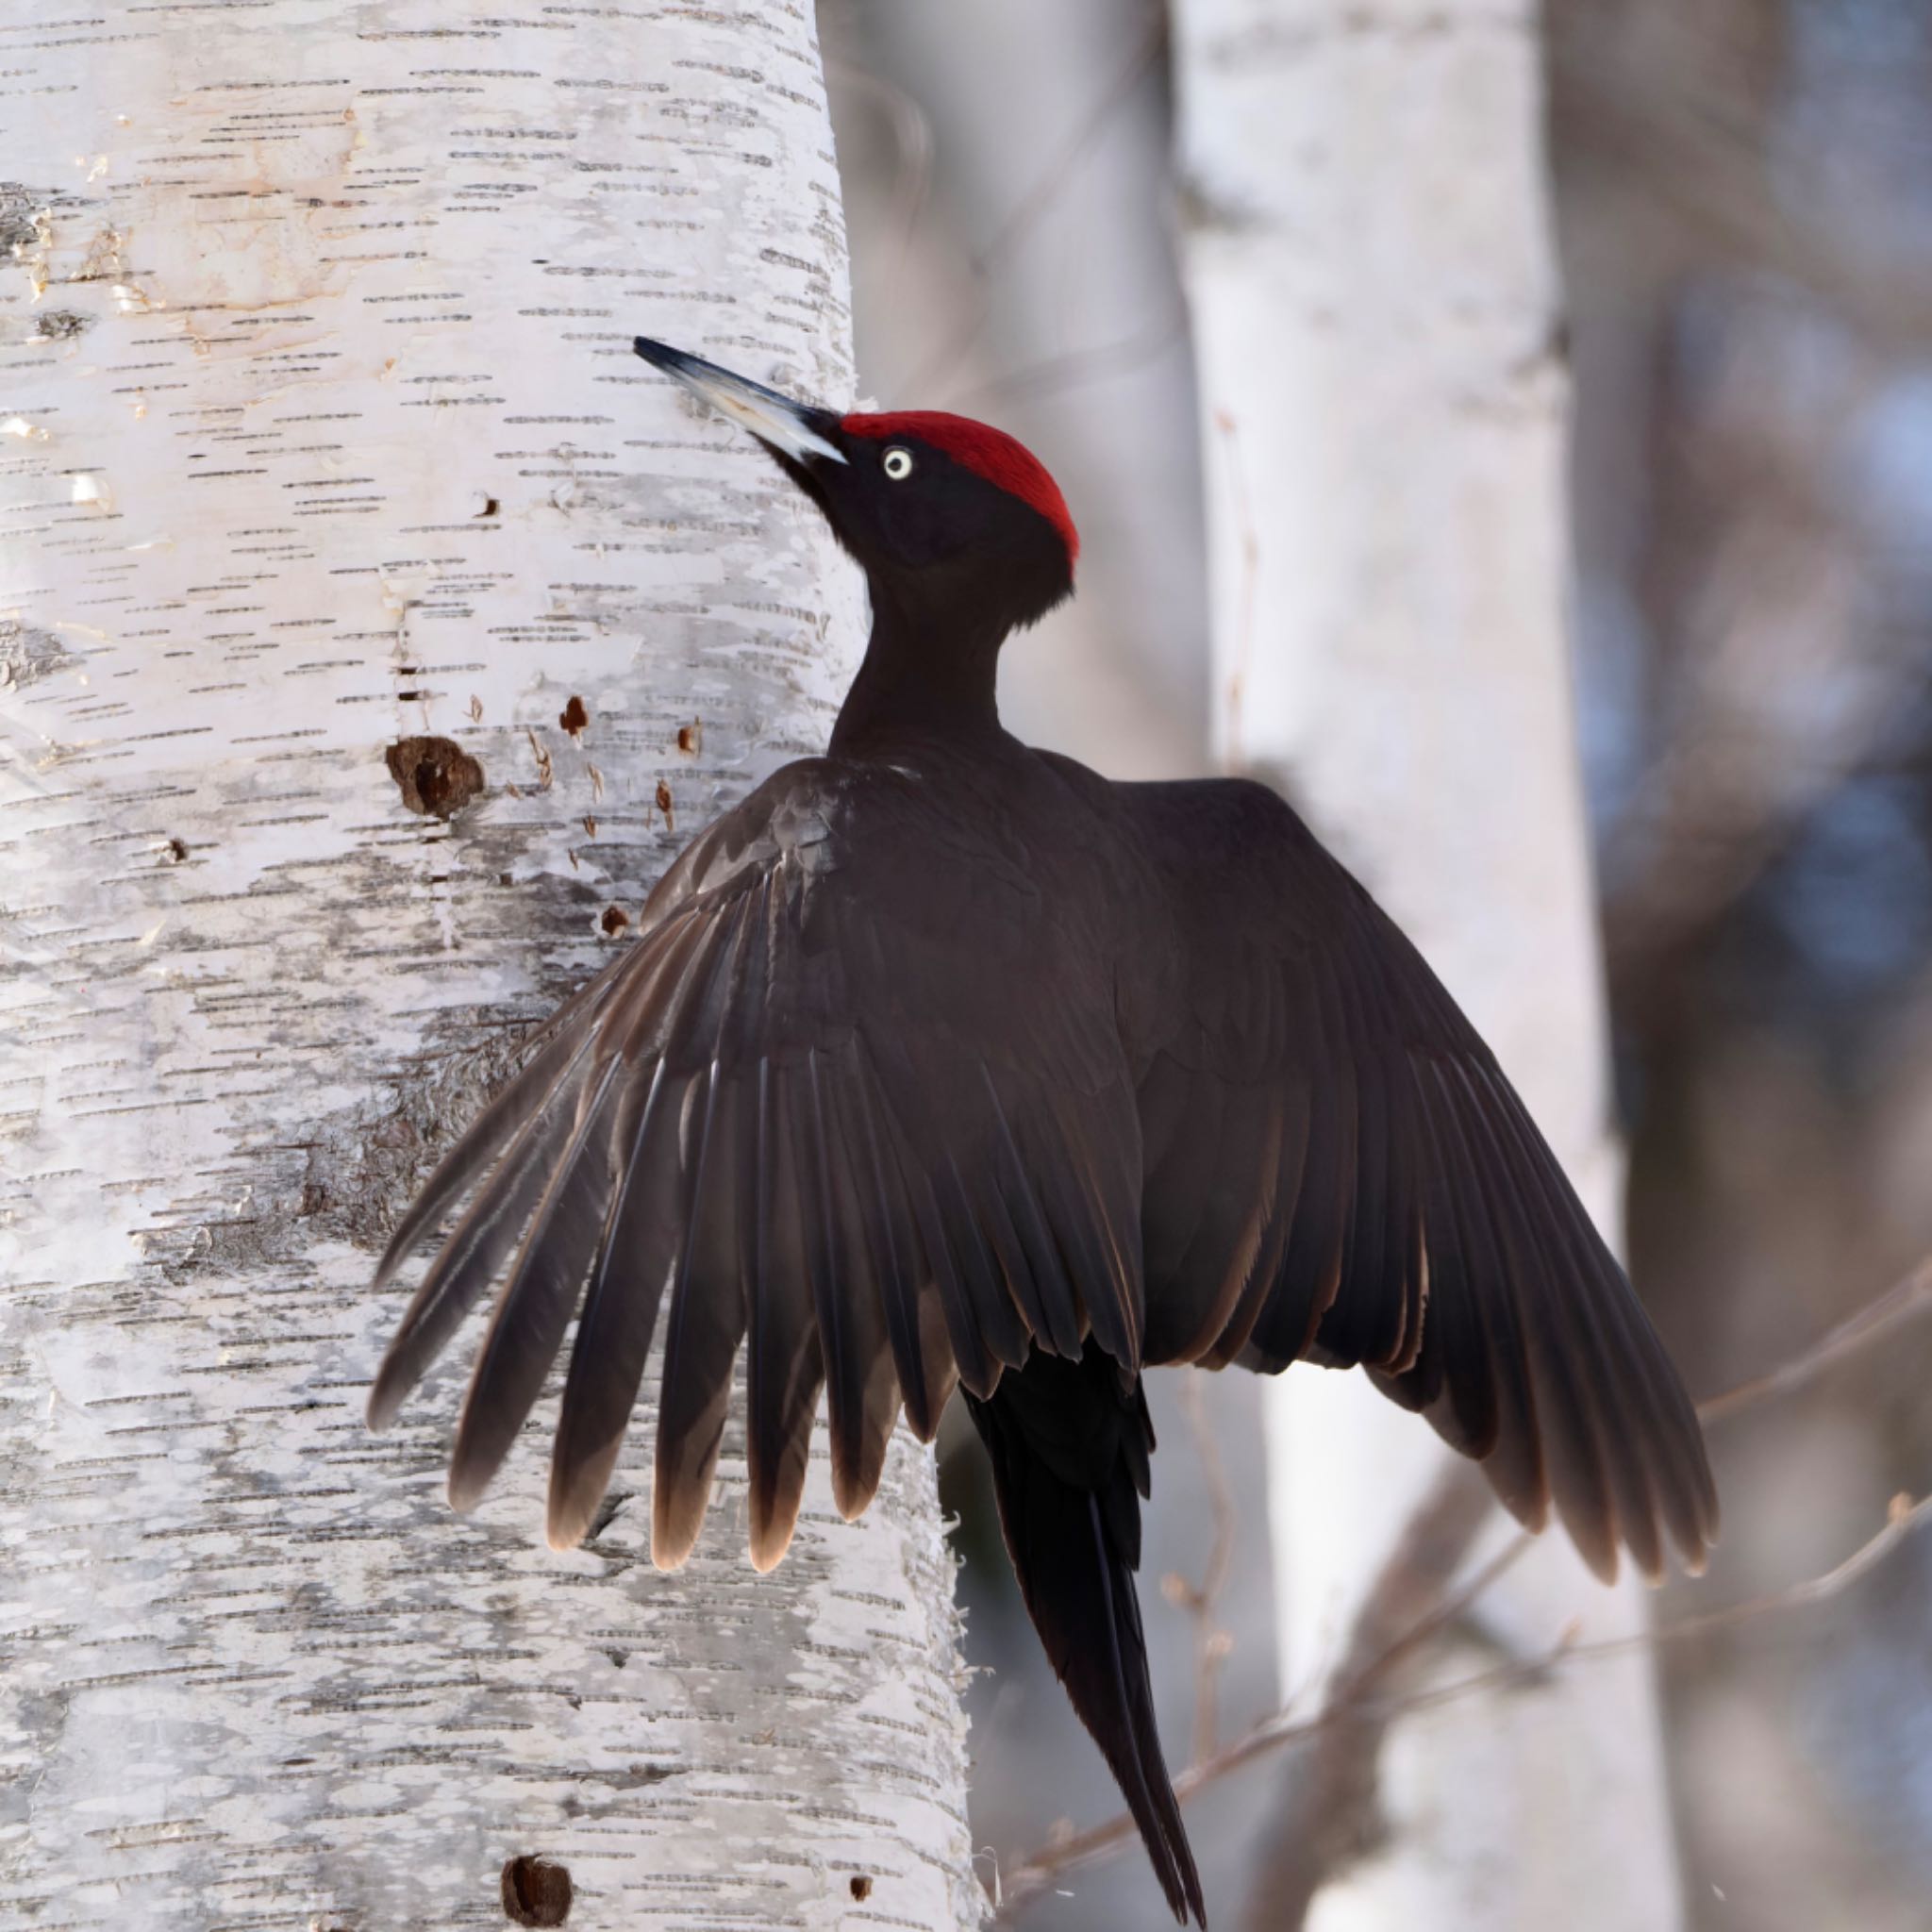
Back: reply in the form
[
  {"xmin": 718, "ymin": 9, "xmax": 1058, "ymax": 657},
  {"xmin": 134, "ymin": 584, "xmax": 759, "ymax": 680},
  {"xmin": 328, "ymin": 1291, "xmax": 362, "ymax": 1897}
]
[{"xmin": 0, "ymin": 9, "xmax": 974, "ymax": 1931}]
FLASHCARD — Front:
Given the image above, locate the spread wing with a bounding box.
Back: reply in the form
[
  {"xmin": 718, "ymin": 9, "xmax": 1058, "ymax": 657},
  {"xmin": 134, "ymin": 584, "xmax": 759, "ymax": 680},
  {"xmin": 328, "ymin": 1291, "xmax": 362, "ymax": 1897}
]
[
  {"xmin": 367, "ymin": 758, "xmax": 1143, "ymax": 1569},
  {"xmin": 1124, "ymin": 776, "xmax": 1718, "ymax": 1582}
]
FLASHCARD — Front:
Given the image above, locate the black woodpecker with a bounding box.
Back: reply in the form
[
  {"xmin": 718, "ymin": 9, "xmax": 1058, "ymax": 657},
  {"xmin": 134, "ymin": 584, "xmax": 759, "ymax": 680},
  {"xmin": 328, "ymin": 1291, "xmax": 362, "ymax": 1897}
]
[{"xmin": 368, "ymin": 336, "xmax": 1718, "ymax": 1925}]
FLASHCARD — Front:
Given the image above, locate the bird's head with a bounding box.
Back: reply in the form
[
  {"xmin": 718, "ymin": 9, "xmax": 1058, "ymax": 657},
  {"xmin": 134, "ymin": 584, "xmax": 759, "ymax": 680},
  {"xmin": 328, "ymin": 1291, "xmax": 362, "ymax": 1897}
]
[{"xmin": 633, "ymin": 337, "xmax": 1077, "ymax": 638}]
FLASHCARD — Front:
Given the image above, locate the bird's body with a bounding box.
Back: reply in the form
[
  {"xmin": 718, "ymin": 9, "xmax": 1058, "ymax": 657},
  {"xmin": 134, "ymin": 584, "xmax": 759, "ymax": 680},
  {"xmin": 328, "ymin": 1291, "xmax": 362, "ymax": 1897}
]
[{"xmin": 369, "ymin": 340, "xmax": 1716, "ymax": 1924}]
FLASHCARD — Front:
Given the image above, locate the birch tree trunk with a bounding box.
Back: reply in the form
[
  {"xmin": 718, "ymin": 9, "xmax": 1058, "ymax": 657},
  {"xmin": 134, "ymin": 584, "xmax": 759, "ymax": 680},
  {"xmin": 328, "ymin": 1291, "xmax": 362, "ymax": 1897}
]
[
  {"xmin": 0, "ymin": 9, "xmax": 975, "ymax": 1929},
  {"xmin": 1172, "ymin": 3, "xmax": 1685, "ymax": 1925}
]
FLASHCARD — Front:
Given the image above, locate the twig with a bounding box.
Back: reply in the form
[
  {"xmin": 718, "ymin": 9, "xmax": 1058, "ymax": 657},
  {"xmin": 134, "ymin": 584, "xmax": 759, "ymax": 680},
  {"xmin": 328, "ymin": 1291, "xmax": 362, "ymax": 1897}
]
[
  {"xmin": 973, "ymin": 8, "xmax": 1167, "ymax": 280},
  {"xmin": 1696, "ymin": 1253, "xmax": 1932, "ymax": 1423},
  {"xmin": 905, "ymin": 6, "xmax": 1169, "ymax": 401},
  {"xmin": 954, "ymin": 308, "xmax": 1188, "ymax": 411},
  {"xmin": 1384, "ymin": 1490, "xmax": 1932, "ymax": 1720},
  {"xmin": 1237, "ymin": 1464, "xmax": 1499, "ymax": 1926},
  {"xmin": 1161, "ymin": 1368, "xmax": 1240, "ymax": 1764},
  {"xmin": 991, "ymin": 1254, "xmax": 1932, "ymax": 1918},
  {"xmin": 990, "ymin": 1489, "xmax": 1932, "ymax": 1921},
  {"xmin": 989, "ymin": 1255, "xmax": 1932, "ymax": 1916}
]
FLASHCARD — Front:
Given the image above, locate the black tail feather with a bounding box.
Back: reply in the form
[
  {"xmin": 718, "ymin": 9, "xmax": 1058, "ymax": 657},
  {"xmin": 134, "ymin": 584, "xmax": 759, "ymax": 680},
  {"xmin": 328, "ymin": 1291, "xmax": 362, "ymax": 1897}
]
[{"xmin": 967, "ymin": 1343, "xmax": 1206, "ymax": 1925}]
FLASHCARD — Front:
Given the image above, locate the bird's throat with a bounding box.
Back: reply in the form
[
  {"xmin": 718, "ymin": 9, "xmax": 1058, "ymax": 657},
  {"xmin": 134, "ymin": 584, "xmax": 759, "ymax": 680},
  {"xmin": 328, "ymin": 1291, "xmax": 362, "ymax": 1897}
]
[{"xmin": 828, "ymin": 589, "xmax": 1007, "ymax": 756}]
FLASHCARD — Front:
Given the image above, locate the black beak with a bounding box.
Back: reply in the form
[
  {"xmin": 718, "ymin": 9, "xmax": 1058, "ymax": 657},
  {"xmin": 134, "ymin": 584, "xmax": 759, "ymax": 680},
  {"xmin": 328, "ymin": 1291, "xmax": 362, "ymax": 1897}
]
[{"xmin": 632, "ymin": 337, "xmax": 847, "ymax": 466}]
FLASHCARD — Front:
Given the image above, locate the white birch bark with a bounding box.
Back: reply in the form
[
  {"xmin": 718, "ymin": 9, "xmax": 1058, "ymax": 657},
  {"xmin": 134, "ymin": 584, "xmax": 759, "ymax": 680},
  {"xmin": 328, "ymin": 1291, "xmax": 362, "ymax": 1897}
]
[
  {"xmin": 0, "ymin": 8, "xmax": 975, "ymax": 1929},
  {"xmin": 1172, "ymin": 3, "xmax": 1684, "ymax": 1925}
]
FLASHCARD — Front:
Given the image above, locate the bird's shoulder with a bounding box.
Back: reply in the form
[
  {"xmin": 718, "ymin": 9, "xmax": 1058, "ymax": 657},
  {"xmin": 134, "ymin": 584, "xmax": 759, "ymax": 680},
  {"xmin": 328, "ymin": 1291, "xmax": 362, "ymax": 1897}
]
[
  {"xmin": 647, "ymin": 741, "xmax": 1127, "ymax": 939},
  {"xmin": 1110, "ymin": 772, "xmax": 1336, "ymax": 900}
]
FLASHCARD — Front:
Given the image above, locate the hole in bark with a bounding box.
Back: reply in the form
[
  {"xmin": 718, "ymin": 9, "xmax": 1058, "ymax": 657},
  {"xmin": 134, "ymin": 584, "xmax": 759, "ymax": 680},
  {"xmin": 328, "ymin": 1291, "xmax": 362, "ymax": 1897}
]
[
  {"xmin": 386, "ymin": 735, "xmax": 484, "ymax": 819},
  {"xmin": 501, "ymin": 1855, "xmax": 573, "ymax": 1925},
  {"xmin": 558, "ymin": 694, "xmax": 589, "ymax": 737},
  {"xmin": 849, "ymin": 1874, "xmax": 873, "ymax": 1900},
  {"xmin": 675, "ymin": 720, "xmax": 700, "ymax": 755},
  {"xmin": 163, "ymin": 837, "xmax": 188, "ymax": 863},
  {"xmin": 600, "ymin": 904, "xmax": 629, "ymax": 935},
  {"xmin": 477, "ymin": 495, "xmax": 500, "ymax": 516},
  {"xmin": 655, "ymin": 778, "xmax": 674, "ymax": 830}
]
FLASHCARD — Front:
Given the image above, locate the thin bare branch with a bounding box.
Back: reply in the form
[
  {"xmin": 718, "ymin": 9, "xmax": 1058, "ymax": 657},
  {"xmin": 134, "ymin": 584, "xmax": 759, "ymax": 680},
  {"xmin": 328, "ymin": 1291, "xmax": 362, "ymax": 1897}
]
[
  {"xmin": 1238, "ymin": 1465, "xmax": 1498, "ymax": 1927},
  {"xmin": 988, "ymin": 1243, "xmax": 1932, "ymax": 1920},
  {"xmin": 1696, "ymin": 1253, "xmax": 1932, "ymax": 1424},
  {"xmin": 1161, "ymin": 1368, "xmax": 1241, "ymax": 1764},
  {"xmin": 1388, "ymin": 1490, "xmax": 1932, "ymax": 1721},
  {"xmin": 973, "ymin": 8, "xmax": 1168, "ymax": 278},
  {"xmin": 996, "ymin": 1460, "xmax": 1932, "ymax": 1916},
  {"xmin": 907, "ymin": 5, "xmax": 1169, "ymax": 400},
  {"xmin": 990, "ymin": 1489, "xmax": 1932, "ymax": 1921},
  {"xmin": 955, "ymin": 308, "xmax": 1188, "ymax": 410}
]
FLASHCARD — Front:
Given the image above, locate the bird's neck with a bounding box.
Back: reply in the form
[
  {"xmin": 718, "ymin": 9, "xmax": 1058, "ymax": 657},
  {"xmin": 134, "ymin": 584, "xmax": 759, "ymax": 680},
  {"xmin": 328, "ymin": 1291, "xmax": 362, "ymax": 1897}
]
[{"xmin": 829, "ymin": 579, "xmax": 1008, "ymax": 758}]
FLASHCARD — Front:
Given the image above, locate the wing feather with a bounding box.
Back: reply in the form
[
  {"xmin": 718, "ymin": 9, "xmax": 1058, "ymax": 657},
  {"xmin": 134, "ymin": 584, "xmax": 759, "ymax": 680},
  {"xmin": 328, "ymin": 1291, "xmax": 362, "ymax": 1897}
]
[
  {"xmin": 800, "ymin": 1047, "xmax": 900, "ymax": 1518},
  {"xmin": 371, "ymin": 757, "xmax": 1141, "ymax": 1564},
  {"xmin": 446, "ymin": 1056, "xmax": 624, "ymax": 1510},
  {"xmin": 545, "ymin": 1057, "xmax": 685, "ymax": 1549},
  {"xmin": 651, "ymin": 1066, "xmax": 747, "ymax": 1569},
  {"xmin": 367, "ymin": 1047, "xmax": 602, "ymax": 1431},
  {"xmin": 1124, "ymin": 775, "xmax": 1717, "ymax": 1577},
  {"xmin": 743, "ymin": 1057, "xmax": 824, "ymax": 1571},
  {"xmin": 371, "ymin": 955, "xmax": 631, "ymax": 1291}
]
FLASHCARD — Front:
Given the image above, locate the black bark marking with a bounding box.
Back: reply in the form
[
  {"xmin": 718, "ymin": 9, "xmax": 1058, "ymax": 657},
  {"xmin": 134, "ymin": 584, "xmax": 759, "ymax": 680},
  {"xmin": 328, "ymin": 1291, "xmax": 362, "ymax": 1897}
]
[
  {"xmin": 501, "ymin": 1855, "xmax": 573, "ymax": 1925},
  {"xmin": 386, "ymin": 735, "xmax": 484, "ymax": 819},
  {"xmin": 0, "ymin": 618, "xmax": 75, "ymax": 689},
  {"xmin": 32, "ymin": 308, "xmax": 92, "ymax": 341},
  {"xmin": 0, "ymin": 182, "xmax": 45, "ymax": 254}
]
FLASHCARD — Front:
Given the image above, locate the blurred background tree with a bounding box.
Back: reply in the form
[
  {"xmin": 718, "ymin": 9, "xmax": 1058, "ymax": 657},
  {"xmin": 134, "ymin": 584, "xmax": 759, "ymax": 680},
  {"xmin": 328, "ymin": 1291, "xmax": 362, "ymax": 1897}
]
[{"xmin": 822, "ymin": 0, "xmax": 1932, "ymax": 1925}]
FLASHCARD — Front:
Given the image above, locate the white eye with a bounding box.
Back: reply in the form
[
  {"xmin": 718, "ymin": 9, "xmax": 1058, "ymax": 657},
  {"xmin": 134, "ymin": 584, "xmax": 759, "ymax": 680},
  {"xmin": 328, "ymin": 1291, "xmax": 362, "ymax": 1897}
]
[{"xmin": 882, "ymin": 446, "xmax": 914, "ymax": 481}]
